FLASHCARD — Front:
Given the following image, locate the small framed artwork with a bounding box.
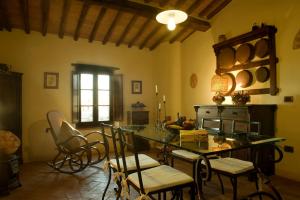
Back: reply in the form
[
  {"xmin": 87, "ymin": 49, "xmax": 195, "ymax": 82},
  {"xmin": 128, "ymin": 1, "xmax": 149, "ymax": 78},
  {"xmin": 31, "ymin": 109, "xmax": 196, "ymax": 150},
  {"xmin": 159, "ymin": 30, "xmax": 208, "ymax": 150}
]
[
  {"xmin": 131, "ymin": 80, "xmax": 142, "ymax": 94},
  {"xmin": 44, "ymin": 72, "xmax": 59, "ymax": 89}
]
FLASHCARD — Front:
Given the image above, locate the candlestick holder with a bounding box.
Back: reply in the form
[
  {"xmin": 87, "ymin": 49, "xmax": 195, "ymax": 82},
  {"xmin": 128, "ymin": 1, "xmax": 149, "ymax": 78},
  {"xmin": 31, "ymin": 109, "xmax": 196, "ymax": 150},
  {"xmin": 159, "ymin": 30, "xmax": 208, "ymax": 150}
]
[
  {"xmin": 155, "ymin": 93, "xmax": 161, "ymax": 129},
  {"xmin": 163, "ymin": 101, "xmax": 167, "ymax": 121}
]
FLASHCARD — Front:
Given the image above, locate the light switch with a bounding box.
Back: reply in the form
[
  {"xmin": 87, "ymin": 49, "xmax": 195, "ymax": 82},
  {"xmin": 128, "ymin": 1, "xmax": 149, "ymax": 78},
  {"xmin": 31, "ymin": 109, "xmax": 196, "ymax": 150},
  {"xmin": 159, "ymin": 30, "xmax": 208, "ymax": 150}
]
[{"xmin": 284, "ymin": 96, "xmax": 293, "ymax": 103}]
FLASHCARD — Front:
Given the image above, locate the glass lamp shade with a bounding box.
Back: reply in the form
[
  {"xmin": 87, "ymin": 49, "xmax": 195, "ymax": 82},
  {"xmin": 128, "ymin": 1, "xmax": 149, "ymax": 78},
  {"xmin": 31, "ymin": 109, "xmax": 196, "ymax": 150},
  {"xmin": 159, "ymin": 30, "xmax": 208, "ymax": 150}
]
[{"xmin": 156, "ymin": 10, "xmax": 188, "ymax": 31}]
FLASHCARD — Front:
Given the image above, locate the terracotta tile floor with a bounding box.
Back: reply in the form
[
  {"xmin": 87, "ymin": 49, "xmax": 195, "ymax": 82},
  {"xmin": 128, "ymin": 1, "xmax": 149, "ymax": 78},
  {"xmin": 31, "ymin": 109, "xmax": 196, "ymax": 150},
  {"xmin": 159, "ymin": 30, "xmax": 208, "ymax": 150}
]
[{"xmin": 1, "ymin": 153, "xmax": 300, "ymax": 200}]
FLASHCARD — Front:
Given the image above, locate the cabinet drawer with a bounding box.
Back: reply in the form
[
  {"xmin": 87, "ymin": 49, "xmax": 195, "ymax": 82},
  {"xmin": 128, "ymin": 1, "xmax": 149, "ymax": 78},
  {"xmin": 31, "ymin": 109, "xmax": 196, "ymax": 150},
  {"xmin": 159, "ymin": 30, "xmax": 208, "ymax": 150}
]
[
  {"xmin": 198, "ymin": 107, "xmax": 219, "ymax": 118},
  {"xmin": 222, "ymin": 107, "xmax": 249, "ymax": 120}
]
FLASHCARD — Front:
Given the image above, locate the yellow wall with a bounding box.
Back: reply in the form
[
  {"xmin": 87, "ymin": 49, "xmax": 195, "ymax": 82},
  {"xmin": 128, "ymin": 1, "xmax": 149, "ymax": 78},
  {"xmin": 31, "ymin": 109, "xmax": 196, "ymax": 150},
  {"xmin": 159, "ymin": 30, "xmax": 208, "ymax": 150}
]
[
  {"xmin": 153, "ymin": 42, "xmax": 182, "ymax": 120},
  {"xmin": 0, "ymin": 30, "xmax": 156, "ymax": 162},
  {"xmin": 178, "ymin": 0, "xmax": 300, "ymax": 181},
  {"xmin": 181, "ymin": 30, "xmax": 216, "ymax": 116}
]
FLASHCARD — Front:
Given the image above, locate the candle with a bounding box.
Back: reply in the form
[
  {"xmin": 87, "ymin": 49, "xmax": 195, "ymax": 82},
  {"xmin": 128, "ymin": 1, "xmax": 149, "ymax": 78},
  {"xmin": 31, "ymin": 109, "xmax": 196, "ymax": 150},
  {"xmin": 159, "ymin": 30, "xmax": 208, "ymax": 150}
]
[
  {"xmin": 163, "ymin": 95, "xmax": 166, "ymax": 103},
  {"xmin": 155, "ymin": 85, "xmax": 158, "ymax": 94},
  {"xmin": 158, "ymin": 103, "xmax": 161, "ymax": 110}
]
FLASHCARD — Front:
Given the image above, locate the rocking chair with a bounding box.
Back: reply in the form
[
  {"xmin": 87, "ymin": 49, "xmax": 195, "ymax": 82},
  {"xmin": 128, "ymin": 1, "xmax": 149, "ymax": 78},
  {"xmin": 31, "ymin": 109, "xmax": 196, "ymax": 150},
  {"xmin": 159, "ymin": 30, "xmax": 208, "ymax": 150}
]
[{"xmin": 46, "ymin": 111, "xmax": 109, "ymax": 173}]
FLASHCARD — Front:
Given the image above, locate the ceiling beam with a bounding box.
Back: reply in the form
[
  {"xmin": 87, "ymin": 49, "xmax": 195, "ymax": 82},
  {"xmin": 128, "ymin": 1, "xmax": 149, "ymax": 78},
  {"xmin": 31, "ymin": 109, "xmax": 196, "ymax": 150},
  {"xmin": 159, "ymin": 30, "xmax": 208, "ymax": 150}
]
[
  {"xmin": 116, "ymin": 13, "xmax": 138, "ymax": 46},
  {"xmin": 169, "ymin": 27, "xmax": 188, "ymax": 43},
  {"xmin": 102, "ymin": 9, "xmax": 123, "ymax": 45},
  {"xmin": 207, "ymin": 0, "xmax": 231, "ymax": 19},
  {"xmin": 186, "ymin": 0, "xmax": 203, "ymax": 15},
  {"xmin": 19, "ymin": 0, "xmax": 30, "ymax": 34},
  {"xmin": 175, "ymin": 0, "xmax": 185, "ymax": 8},
  {"xmin": 139, "ymin": 25, "xmax": 162, "ymax": 49},
  {"xmin": 74, "ymin": 0, "xmax": 90, "ymax": 41},
  {"xmin": 89, "ymin": 7, "xmax": 107, "ymax": 42},
  {"xmin": 59, "ymin": 0, "xmax": 70, "ymax": 39},
  {"xmin": 88, "ymin": 0, "xmax": 210, "ymax": 31},
  {"xmin": 198, "ymin": 0, "xmax": 215, "ymax": 17},
  {"xmin": 150, "ymin": 30, "xmax": 169, "ymax": 50},
  {"xmin": 41, "ymin": 0, "xmax": 50, "ymax": 36},
  {"xmin": 0, "ymin": 0, "xmax": 11, "ymax": 31},
  {"xmin": 159, "ymin": 0, "xmax": 170, "ymax": 7},
  {"xmin": 180, "ymin": 29, "xmax": 195, "ymax": 42},
  {"xmin": 128, "ymin": 17, "xmax": 151, "ymax": 48}
]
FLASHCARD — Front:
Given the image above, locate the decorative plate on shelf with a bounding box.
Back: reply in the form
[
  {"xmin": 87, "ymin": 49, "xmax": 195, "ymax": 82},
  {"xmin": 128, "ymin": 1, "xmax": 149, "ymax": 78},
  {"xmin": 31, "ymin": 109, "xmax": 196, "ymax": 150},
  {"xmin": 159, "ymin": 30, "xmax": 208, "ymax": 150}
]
[
  {"xmin": 217, "ymin": 47, "xmax": 236, "ymax": 69},
  {"xmin": 256, "ymin": 66, "xmax": 270, "ymax": 82},
  {"xmin": 255, "ymin": 38, "xmax": 269, "ymax": 58},
  {"xmin": 236, "ymin": 43, "xmax": 255, "ymax": 64},
  {"xmin": 236, "ymin": 70, "xmax": 253, "ymax": 88}
]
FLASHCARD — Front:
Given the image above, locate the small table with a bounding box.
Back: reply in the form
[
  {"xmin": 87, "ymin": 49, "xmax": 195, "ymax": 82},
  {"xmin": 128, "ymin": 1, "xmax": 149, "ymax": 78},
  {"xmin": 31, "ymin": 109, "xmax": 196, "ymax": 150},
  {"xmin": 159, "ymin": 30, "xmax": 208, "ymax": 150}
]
[{"xmin": 122, "ymin": 125, "xmax": 285, "ymax": 199}]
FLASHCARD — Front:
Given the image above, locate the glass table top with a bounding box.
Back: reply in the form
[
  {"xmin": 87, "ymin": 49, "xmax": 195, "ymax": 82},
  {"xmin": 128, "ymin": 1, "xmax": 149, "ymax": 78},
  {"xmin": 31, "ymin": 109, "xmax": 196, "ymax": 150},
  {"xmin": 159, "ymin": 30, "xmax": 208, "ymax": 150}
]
[{"xmin": 121, "ymin": 125, "xmax": 285, "ymax": 156}]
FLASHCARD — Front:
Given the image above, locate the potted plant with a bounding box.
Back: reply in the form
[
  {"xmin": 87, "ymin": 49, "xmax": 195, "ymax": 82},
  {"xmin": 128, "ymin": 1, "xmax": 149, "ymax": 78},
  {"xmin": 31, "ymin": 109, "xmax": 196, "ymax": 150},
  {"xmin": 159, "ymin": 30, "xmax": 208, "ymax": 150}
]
[
  {"xmin": 231, "ymin": 91, "xmax": 250, "ymax": 105},
  {"xmin": 212, "ymin": 93, "xmax": 225, "ymax": 105},
  {"xmin": 0, "ymin": 131, "xmax": 21, "ymax": 194}
]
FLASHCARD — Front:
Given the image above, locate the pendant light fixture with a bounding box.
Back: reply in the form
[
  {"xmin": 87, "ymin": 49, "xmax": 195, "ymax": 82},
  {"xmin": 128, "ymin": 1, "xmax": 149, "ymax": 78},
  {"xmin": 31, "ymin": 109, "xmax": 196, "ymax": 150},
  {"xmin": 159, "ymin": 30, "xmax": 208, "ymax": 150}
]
[{"xmin": 156, "ymin": 10, "xmax": 188, "ymax": 31}]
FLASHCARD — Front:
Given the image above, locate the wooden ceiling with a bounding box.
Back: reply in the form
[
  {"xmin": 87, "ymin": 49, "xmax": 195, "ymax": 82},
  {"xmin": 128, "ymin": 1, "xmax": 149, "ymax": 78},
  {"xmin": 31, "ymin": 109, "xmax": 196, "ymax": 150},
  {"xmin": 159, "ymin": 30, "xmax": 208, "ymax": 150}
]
[{"xmin": 0, "ymin": 0, "xmax": 232, "ymax": 50}]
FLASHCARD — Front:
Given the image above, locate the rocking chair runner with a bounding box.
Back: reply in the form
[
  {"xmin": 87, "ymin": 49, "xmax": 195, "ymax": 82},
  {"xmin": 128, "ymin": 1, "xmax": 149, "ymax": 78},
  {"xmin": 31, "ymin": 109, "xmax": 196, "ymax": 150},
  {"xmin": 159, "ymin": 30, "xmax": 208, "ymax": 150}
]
[{"xmin": 46, "ymin": 111, "xmax": 109, "ymax": 173}]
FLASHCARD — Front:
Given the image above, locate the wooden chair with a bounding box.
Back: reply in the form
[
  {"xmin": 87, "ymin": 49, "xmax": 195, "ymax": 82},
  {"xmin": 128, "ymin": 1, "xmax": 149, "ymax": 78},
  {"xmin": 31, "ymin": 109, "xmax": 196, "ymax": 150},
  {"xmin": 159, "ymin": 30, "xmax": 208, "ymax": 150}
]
[
  {"xmin": 100, "ymin": 123, "xmax": 160, "ymax": 200},
  {"xmin": 232, "ymin": 120, "xmax": 261, "ymax": 135},
  {"xmin": 46, "ymin": 111, "xmax": 108, "ymax": 174},
  {"xmin": 115, "ymin": 127, "xmax": 196, "ymax": 200},
  {"xmin": 171, "ymin": 118, "xmax": 222, "ymax": 182},
  {"xmin": 205, "ymin": 119, "xmax": 262, "ymax": 200}
]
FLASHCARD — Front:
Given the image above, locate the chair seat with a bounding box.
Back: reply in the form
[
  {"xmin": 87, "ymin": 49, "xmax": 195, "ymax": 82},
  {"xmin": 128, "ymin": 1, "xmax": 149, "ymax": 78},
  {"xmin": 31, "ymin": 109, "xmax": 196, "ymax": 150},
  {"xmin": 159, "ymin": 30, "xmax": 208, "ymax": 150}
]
[
  {"xmin": 128, "ymin": 165, "xmax": 193, "ymax": 193},
  {"xmin": 204, "ymin": 157, "xmax": 254, "ymax": 174},
  {"xmin": 110, "ymin": 154, "xmax": 160, "ymax": 171},
  {"xmin": 172, "ymin": 150, "xmax": 200, "ymax": 161}
]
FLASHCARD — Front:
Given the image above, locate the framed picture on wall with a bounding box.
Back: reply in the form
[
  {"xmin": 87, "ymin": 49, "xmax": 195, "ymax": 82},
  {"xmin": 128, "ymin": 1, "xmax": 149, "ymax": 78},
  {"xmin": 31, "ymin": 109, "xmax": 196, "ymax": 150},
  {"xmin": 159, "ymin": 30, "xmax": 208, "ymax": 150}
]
[
  {"xmin": 131, "ymin": 80, "xmax": 142, "ymax": 94},
  {"xmin": 44, "ymin": 72, "xmax": 59, "ymax": 89}
]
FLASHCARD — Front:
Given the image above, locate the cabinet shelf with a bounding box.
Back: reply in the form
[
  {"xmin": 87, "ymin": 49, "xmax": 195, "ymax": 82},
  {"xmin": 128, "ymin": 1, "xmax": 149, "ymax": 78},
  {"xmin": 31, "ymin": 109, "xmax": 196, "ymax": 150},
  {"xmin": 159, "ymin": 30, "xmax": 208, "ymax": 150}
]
[{"xmin": 216, "ymin": 58, "xmax": 278, "ymax": 74}]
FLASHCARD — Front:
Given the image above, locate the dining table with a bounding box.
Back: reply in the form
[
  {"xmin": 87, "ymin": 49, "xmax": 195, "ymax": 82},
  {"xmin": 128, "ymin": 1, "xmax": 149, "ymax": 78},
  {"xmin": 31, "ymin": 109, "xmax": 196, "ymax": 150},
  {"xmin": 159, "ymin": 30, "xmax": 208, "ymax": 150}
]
[{"xmin": 121, "ymin": 124, "xmax": 286, "ymax": 199}]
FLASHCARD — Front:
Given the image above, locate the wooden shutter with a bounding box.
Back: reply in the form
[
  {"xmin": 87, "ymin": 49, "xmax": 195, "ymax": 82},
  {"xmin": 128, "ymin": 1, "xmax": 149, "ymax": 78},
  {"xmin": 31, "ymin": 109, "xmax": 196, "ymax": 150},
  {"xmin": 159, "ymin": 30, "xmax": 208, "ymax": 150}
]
[
  {"xmin": 112, "ymin": 74, "xmax": 123, "ymax": 121},
  {"xmin": 72, "ymin": 72, "xmax": 80, "ymax": 123}
]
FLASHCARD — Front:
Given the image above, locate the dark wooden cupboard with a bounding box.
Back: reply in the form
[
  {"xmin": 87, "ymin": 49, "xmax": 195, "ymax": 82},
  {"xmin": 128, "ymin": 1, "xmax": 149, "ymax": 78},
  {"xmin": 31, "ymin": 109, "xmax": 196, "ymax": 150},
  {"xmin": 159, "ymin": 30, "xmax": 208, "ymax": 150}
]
[
  {"xmin": 194, "ymin": 104, "xmax": 277, "ymax": 175},
  {"xmin": 127, "ymin": 110, "xmax": 149, "ymax": 125},
  {"xmin": 127, "ymin": 110, "xmax": 150, "ymax": 151},
  {"xmin": 0, "ymin": 72, "xmax": 22, "ymax": 161}
]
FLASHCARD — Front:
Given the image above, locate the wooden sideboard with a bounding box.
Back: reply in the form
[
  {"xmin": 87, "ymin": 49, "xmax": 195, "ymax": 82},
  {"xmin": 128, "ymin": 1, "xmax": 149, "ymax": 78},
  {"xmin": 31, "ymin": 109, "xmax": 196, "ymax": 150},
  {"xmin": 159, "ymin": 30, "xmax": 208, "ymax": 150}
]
[{"xmin": 194, "ymin": 104, "xmax": 277, "ymax": 175}]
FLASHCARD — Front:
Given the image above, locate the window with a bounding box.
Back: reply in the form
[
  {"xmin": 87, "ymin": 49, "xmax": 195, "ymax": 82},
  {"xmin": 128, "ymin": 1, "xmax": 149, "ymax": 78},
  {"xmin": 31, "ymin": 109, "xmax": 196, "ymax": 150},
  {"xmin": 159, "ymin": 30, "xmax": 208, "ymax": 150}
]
[{"xmin": 72, "ymin": 64, "xmax": 123, "ymax": 127}]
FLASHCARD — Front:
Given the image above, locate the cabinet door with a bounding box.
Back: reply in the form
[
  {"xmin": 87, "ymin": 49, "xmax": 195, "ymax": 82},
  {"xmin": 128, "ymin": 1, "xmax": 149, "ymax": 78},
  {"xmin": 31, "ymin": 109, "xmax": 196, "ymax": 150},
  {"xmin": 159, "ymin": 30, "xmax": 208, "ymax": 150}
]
[
  {"xmin": 0, "ymin": 74, "xmax": 21, "ymax": 135},
  {"xmin": 0, "ymin": 73, "xmax": 22, "ymax": 159},
  {"xmin": 132, "ymin": 111, "xmax": 149, "ymax": 125}
]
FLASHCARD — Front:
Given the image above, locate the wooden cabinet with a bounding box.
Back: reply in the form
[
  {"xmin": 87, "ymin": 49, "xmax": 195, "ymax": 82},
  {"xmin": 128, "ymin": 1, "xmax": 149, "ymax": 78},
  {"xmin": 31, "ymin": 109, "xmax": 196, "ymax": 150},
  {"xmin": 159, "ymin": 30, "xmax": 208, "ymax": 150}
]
[
  {"xmin": 0, "ymin": 72, "xmax": 22, "ymax": 161},
  {"xmin": 127, "ymin": 111, "xmax": 149, "ymax": 125},
  {"xmin": 194, "ymin": 104, "xmax": 277, "ymax": 175}
]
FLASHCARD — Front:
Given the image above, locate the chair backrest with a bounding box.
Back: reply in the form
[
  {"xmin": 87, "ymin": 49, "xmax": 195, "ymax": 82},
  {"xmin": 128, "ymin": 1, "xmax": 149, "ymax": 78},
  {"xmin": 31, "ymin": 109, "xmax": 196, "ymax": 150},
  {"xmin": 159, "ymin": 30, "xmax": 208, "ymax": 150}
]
[
  {"xmin": 232, "ymin": 120, "xmax": 261, "ymax": 135},
  {"xmin": 99, "ymin": 123, "xmax": 118, "ymax": 162},
  {"xmin": 116, "ymin": 128, "xmax": 146, "ymax": 194},
  {"xmin": 47, "ymin": 110, "xmax": 65, "ymax": 142},
  {"xmin": 201, "ymin": 118, "xmax": 223, "ymax": 133}
]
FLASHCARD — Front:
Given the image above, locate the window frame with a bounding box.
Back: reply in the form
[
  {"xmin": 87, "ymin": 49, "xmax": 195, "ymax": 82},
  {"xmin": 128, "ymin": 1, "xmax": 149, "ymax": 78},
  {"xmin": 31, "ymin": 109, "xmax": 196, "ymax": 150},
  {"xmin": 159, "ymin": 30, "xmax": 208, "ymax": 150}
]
[{"xmin": 72, "ymin": 64, "xmax": 119, "ymax": 128}]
